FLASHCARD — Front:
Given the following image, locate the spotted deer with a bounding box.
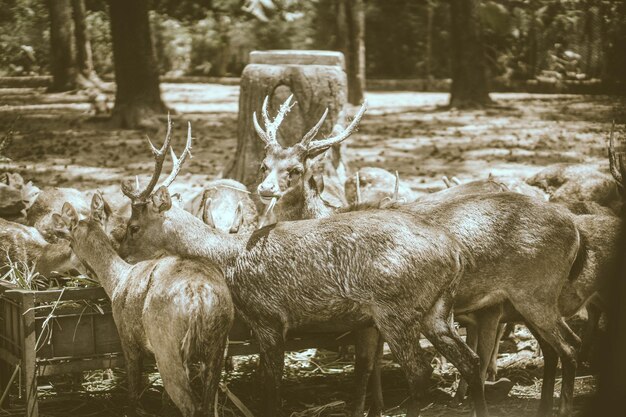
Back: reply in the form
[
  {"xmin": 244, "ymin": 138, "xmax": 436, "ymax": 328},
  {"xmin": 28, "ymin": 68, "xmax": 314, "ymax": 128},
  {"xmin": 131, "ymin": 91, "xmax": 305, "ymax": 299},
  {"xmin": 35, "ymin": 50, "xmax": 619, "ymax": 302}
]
[
  {"xmin": 52, "ymin": 192, "xmax": 233, "ymax": 417},
  {"xmin": 117, "ymin": 121, "xmax": 491, "ymax": 417}
]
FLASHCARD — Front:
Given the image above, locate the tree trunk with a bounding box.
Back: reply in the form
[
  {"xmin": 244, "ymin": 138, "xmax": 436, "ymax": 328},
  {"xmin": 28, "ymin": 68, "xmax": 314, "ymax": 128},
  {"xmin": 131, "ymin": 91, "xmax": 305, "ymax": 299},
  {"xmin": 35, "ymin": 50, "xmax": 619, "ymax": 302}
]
[
  {"xmin": 71, "ymin": 0, "xmax": 101, "ymax": 85},
  {"xmin": 108, "ymin": 0, "xmax": 166, "ymax": 129},
  {"xmin": 336, "ymin": 0, "xmax": 365, "ymax": 105},
  {"xmin": 346, "ymin": 0, "xmax": 365, "ymax": 104},
  {"xmin": 448, "ymin": 0, "xmax": 492, "ymax": 108},
  {"xmin": 47, "ymin": 0, "xmax": 78, "ymax": 92}
]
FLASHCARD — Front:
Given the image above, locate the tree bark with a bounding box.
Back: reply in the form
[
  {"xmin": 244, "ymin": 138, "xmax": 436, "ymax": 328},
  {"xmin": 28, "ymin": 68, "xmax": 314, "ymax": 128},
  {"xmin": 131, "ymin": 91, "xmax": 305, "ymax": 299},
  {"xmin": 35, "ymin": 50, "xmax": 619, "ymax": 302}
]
[
  {"xmin": 47, "ymin": 0, "xmax": 78, "ymax": 92},
  {"xmin": 448, "ymin": 0, "xmax": 492, "ymax": 108},
  {"xmin": 336, "ymin": 0, "xmax": 365, "ymax": 105},
  {"xmin": 108, "ymin": 0, "xmax": 166, "ymax": 129}
]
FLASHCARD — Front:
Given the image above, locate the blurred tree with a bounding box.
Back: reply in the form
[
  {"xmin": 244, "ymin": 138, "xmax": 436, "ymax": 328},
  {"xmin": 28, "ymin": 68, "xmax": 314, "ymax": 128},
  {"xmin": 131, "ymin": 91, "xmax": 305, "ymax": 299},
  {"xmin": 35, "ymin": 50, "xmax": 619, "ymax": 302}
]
[
  {"xmin": 47, "ymin": 0, "xmax": 78, "ymax": 91},
  {"xmin": 336, "ymin": 0, "xmax": 365, "ymax": 104},
  {"xmin": 448, "ymin": 0, "xmax": 492, "ymax": 108},
  {"xmin": 108, "ymin": 0, "xmax": 166, "ymax": 128},
  {"xmin": 72, "ymin": 0, "xmax": 104, "ymax": 86}
]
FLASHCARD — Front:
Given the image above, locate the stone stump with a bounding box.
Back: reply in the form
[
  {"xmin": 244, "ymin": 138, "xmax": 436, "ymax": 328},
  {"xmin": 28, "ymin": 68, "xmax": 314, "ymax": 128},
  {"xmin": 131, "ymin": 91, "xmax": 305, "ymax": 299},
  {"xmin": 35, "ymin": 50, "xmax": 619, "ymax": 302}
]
[{"xmin": 227, "ymin": 50, "xmax": 349, "ymax": 188}]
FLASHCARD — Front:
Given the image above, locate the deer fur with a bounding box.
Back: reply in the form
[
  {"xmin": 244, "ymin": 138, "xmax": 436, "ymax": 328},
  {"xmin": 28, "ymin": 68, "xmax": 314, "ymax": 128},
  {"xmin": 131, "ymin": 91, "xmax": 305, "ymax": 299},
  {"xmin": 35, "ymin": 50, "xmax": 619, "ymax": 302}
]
[
  {"xmin": 117, "ymin": 122, "xmax": 490, "ymax": 417},
  {"xmin": 52, "ymin": 195, "xmax": 233, "ymax": 417}
]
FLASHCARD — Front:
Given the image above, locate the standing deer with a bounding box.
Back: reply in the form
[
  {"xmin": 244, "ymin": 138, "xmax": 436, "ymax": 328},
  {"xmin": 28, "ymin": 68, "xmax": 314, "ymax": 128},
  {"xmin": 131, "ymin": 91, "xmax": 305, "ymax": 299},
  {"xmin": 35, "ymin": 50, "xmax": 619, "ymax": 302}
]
[
  {"xmin": 52, "ymin": 191, "xmax": 234, "ymax": 417},
  {"xmin": 253, "ymin": 96, "xmax": 387, "ymax": 416},
  {"xmin": 117, "ymin": 121, "xmax": 491, "ymax": 417},
  {"xmin": 252, "ymin": 97, "xmax": 584, "ymax": 417}
]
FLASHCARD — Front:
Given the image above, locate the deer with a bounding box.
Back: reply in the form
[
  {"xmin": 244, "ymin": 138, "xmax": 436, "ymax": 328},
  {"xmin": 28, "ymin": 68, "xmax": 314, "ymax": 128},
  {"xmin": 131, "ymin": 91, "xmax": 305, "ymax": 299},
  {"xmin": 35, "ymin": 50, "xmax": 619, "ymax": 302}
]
[
  {"xmin": 184, "ymin": 178, "xmax": 258, "ymax": 233},
  {"xmin": 0, "ymin": 217, "xmax": 84, "ymax": 279},
  {"xmin": 116, "ymin": 120, "xmax": 493, "ymax": 417},
  {"xmin": 251, "ymin": 96, "xmax": 584, "ymax": 417},
  {"xmin": 51, "ymin": 191, "xmax": 234, "ymax": 417}
]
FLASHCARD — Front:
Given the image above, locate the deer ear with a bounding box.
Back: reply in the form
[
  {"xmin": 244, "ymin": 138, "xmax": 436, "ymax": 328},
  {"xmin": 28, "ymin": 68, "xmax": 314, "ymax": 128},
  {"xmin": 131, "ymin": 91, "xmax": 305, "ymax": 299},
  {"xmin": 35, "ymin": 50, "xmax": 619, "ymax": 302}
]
[
  {"xmin": 90, "ymin": 193, "xmax": 108, "ymax": 226},
  {"xmin": 229, "ymin": 202, "xmax": 244, "ymax": 234},
  {"xmin": 51, "ymin": 213, "xmax": 71, "ymax": 239},
  {"xmin": 61, "ymin": 202, "xmax": 79, "ymax": 230},
  {"xmin": 308, "ymin": 171, "xmax": 325, "ymax": 195},
  {"xmin": 151, "ymin": 186, "xmax": 172, "ymax": 213}
]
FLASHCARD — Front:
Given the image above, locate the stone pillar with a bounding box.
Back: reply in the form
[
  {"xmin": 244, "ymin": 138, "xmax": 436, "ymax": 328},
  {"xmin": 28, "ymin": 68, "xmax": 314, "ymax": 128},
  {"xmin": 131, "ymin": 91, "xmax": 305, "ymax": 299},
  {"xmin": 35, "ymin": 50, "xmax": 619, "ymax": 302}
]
[{"xmin": 227, "ymin": 50, "xmax": 348, "ymax": 188}]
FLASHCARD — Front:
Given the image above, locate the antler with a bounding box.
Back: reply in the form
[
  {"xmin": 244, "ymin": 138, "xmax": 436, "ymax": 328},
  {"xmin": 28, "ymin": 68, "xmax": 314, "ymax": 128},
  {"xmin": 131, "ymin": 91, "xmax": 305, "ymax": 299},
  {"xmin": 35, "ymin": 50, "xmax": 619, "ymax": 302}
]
[
  {"xmin": 253, "ymin": 95, "xmax": 295, "ymax": 147},
  {"xmin": 121, "ymin": 116, "xmax": 193, "ymax": 202},
  {"xmin": 304, "ymin": 101, "xmax": 367, "ymax": 155},
  {"xmin": 161, "ymin": 122, "xmax": 193, "ymax": 189},
  {"xmin": 608, "ymin": 121, "xmax": 624, "ymax": 188}
]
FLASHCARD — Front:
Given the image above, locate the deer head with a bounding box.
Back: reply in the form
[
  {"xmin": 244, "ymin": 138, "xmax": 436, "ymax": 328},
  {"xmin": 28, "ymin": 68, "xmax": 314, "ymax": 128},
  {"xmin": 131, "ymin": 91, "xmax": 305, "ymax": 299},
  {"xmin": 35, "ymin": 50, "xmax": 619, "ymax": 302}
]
[
  {"xmin": 120, "ymin": 115, "xmax": 192, "ymax": 206},
  {"xmin": 119, "ymin": 119, "xmax": 193, "ymax": 260},
  {"xmin": 253, "ymin": 95, "xmax": 367, "ymax": 205}
]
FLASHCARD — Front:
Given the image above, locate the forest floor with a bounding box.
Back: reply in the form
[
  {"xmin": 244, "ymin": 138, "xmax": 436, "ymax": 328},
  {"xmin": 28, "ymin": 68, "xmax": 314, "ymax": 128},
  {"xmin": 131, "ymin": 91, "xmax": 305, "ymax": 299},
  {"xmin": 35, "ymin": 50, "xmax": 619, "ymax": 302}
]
[{"xmin": 1, "ymin": 84, "xmax": 624, "ymax": 416}]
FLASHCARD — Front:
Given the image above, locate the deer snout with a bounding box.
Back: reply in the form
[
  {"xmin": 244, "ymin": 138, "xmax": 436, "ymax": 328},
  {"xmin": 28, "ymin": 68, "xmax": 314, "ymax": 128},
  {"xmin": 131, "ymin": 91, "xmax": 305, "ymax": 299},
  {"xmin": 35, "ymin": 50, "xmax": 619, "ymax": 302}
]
[{"xmin": 257, "ymin": 180, "xmax": 281, "ymax": 202}]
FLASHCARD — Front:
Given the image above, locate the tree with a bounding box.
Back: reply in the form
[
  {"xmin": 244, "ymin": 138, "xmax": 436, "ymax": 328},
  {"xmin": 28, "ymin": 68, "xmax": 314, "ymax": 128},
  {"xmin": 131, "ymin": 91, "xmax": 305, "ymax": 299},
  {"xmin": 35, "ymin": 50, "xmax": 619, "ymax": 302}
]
[
  {"xmin": 336, "ymin": 0, "xmax": 365, "ymax": 104},
  {"xmin": 47, "ymin": 0, "xmax": 78, "ymax": 91},
  {"xmin": 72, "ymin": 0, "xmax": 103, "ymax": 86},
  {"xmin": 108, "ymin": 0, "xmax": 167, "ymax": 128},
  {"xmin": 448, "ymin": 0, "xmax": 492, "ymax": 108}
]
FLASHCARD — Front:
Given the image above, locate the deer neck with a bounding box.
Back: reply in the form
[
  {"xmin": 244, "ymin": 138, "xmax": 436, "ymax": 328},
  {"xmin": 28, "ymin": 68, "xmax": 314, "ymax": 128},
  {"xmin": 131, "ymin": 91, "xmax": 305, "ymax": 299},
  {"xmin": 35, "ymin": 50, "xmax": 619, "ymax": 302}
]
[
  {"xmin": 74, "ymin": 232, "xmax": 130, "ymax": 298},
  {"xmin": 162, "ymin": 206, "xmax": 245, "ymax": 272},
  {"xmin": 274, "ymin": 182, "xmax": 306, "ymax": 221}
]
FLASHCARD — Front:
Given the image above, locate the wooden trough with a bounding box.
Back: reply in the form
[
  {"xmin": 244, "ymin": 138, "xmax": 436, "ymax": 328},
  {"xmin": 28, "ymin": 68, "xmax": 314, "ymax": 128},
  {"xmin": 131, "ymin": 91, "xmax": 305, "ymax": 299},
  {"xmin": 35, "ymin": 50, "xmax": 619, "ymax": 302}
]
[{"xmin": 0, "ymin": 280, "xmax": 355, "ymax": 417}]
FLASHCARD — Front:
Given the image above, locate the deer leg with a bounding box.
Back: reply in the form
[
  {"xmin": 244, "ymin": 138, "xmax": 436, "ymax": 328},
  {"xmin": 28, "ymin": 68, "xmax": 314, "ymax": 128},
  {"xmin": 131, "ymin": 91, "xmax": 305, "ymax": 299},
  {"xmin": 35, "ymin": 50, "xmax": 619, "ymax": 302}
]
[
  {"xmin": 487, "ymin": 323, "xmax": 507, "ymax": 381},
  {"xmin": 515, "ymin": 306, "xmax": 580, "ymax": 417},
  {"xmin": 353, "ymin": 327, "xmax": 381, "ymax": 417},
  {"xmin": 453, "ymin": 319, "xmax": 477, "ymax": 403},
  {"xmin": 373, "ymin": 313, "xmax": 431, "ymax": 417},
  {"xmin": 526, "ymin": 325, "xmax": 558, "ymax": 417},
  {"xmin": 257, "ymin": 330, "xmax": 286, "ymax": 417},
  {"xmin": 422, "ymin": 295, "xmax": 489, "ymax": 417},
  {"xmin": 475, "ymin": 305, "xmax": 504, "ymax": 385},
  {"xmin": 367, "ymin": 334, "xmax": 385, "ymax": 417},
  {"xmin": 122, "ymin": 344, "xmax": 144, "ymax": 416},
  {"xmin": 579, "ymin": 301, "xmax": 602, "ymax": 364},
  {"xmin": 152, "ymin": 346, "xmax": 198, "ymax": 417}
]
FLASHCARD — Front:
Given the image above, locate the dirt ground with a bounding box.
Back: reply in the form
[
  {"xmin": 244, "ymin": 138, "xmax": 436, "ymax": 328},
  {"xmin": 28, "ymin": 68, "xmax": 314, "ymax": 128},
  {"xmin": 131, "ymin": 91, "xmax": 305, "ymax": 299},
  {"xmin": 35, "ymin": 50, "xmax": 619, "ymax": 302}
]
[{"xmin": 1, "ymin": 84, "xmax": 624, "ymax": 416}]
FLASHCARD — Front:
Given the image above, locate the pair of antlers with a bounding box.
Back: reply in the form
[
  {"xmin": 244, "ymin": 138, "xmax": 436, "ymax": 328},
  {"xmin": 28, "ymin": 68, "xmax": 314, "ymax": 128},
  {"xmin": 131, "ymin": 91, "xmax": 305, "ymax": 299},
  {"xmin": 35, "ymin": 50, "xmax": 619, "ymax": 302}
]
[
  {"xmin": 121, "ymin": 115, "xmax": 193, "ymax": 203},
  {"xmin": 253, "ymin": 94, "xmax": 367, "ymax": 155}
]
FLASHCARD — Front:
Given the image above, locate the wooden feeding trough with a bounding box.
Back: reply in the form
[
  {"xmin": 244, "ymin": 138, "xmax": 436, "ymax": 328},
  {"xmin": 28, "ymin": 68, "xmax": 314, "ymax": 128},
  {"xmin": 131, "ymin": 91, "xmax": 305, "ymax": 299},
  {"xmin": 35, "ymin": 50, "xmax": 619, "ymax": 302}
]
[{"xmin": 0, "ymin": 280, "xmax": 354, "ymax": 416}]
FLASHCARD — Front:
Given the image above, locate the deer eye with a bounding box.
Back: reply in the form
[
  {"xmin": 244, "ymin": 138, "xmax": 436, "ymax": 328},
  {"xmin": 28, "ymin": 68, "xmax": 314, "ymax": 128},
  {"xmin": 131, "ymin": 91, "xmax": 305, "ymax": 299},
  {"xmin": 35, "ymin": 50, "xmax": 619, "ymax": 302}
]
[
  {"xmin": 129, "ymin": 225, "xmax": 140, "ymax": 235},
  {"xmin": 260, "ymin": 163, "xmax": 269, "ymax": 173},
  {"xmin": 289, "ymin": 167, "xmax": 303, "ymax": 178}
]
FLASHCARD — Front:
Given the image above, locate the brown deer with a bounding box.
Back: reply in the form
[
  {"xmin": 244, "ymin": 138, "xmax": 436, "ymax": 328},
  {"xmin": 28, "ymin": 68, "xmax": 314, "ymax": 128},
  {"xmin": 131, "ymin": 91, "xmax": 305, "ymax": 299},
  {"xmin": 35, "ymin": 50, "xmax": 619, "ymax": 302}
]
[
  {"xmin": 117, "ymin": 121, "xmax": 491, "ymax": 417},
  {"xmin": 51, "ymin": 192, "xmax": 234, "ymax": 417},
  {"xmin": 251, "ymin": 98, "xmax": 584, "ymax": 417}
]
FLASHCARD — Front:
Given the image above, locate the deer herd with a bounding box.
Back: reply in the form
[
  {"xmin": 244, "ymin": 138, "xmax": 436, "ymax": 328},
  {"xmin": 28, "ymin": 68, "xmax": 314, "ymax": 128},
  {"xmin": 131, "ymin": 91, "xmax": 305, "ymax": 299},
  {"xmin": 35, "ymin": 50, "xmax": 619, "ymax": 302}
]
[{"xmin": 0, "ymin": 97, "xmax": 624, "ymax": 417}]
